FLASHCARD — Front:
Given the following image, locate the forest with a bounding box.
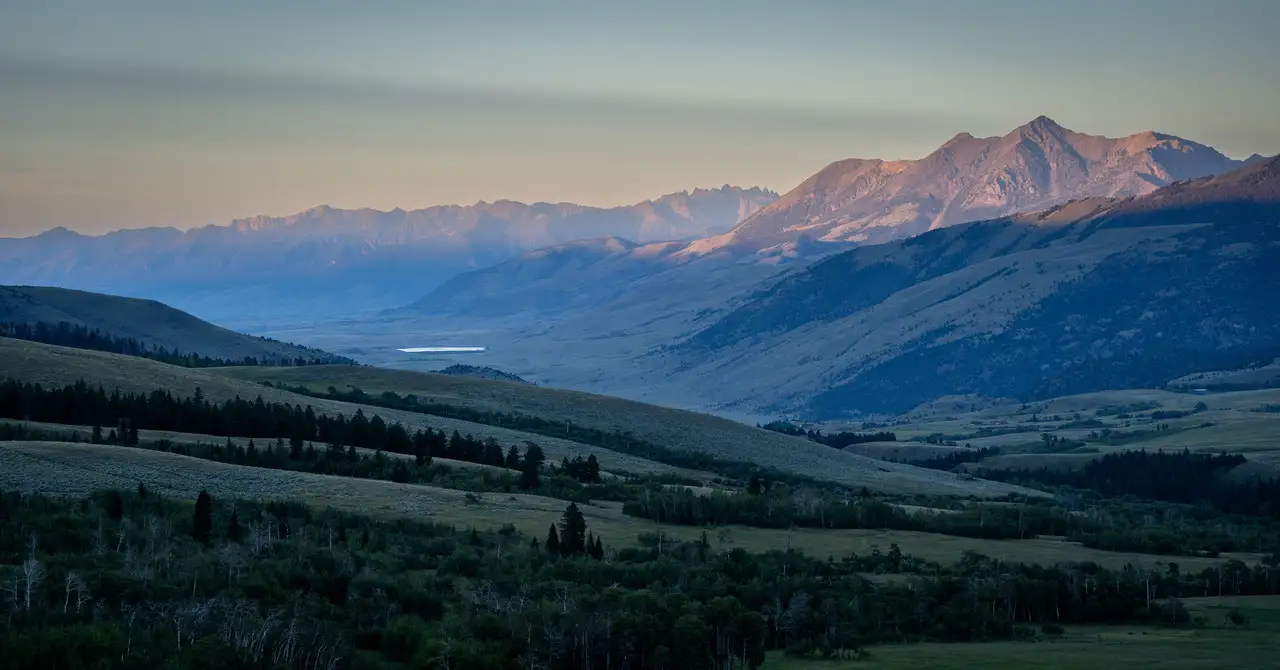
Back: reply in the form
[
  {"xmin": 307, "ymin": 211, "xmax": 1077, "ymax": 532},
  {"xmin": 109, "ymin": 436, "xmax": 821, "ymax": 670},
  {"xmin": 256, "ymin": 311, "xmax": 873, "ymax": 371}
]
[{"xmin": 4, "ymin": 488, "xmax": 1279, "ymax": 669}]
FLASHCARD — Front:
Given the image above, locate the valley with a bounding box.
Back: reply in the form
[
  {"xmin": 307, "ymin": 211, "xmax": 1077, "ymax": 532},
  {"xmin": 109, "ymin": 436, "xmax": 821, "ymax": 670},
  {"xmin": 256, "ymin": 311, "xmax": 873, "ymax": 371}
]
[{"xmin": 3, "ymin": 17, "xmax": 1277, "ymax": 664}]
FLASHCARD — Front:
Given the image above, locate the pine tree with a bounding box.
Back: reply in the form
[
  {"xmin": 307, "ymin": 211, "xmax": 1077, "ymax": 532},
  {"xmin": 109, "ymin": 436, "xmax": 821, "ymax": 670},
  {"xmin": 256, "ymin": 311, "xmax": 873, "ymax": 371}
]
[
  {"xmin": 585, "ymin": 454, "xmax": 601, "ymax": 483},
  {"xmin": 105, "ymin": 491, "xmax": 124, "ymax": 521},
  {"xmin": 747, "ymin": 475, "xmax": 763, "ymax": 495},
  {"xmin": 227, "ymin": 510, "xmax": 243, "ymax": 543},
  {"xmin": 505, "ymin": 445, "xmax": 522, "ymax": 470},
  {"xmin": 520, "ymin": 442, "xmax": 546, "ymax": 491},
  {"xmin": 289, "ymin": 434, "xmax": 304, "ymax": 460},
  {"xmin": 559, "ymin": 503, "xmax": 587, "ymax": 556},
  {"xmin": 520, "ymin": 457, "xmax": 541, "ymax": 491},
  {"xmin": 91, "ymin": 424, "xmax": 102, "ymax": 444},
  {"xmin": 591, "ymin": 536, "xmax": 604, "ymax": 560},
  {"xmin": 360, "ymin": 527, "xmax": 370, "ymax": 548},
  {"xmin": 192, "ymin": 490, "xmax": 213, "ymax": 546},
  {"xmin": 137, "ymin": 482, "xmax": 148, "ymax": 499},
  {"xmin": 545, "ymin": 524, "xmax": 560, "ymax": 556}
]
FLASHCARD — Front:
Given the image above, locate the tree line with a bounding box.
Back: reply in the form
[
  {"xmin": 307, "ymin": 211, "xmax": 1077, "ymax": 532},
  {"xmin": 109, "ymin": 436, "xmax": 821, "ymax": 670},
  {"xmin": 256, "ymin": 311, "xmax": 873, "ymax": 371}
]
[
  {"xmin": 759, "ymin": 420, "xmax": 897, "ymax": 448},
  {"xmin": 980, "ymin": 449, "xmax": 1280, "ymax": 520},
  {"xmin": 0, "ymin": 378, "xmax": 612, "ymax": 491},
  {"xmin": 0, "ymin": 320, "xmax": 355, "ymax": 367},
  {"xmin": 277, "ymin": 383, "xmax": 816, "ymax": 486}
]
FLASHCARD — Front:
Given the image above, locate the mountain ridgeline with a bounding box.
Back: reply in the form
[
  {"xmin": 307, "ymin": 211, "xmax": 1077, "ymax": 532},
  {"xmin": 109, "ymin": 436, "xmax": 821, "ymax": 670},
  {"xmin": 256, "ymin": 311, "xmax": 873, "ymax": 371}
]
[
  {"xmin": 0, "ymin": 186, "xmax": 776, "ymax": 319},
  {"xmin": 407, "ymin": 117, "xmax": 1258, "ymax": 321},
  {"xmin": 677, "ymin": 157, "xmax": 1280, "ymax": 417}
]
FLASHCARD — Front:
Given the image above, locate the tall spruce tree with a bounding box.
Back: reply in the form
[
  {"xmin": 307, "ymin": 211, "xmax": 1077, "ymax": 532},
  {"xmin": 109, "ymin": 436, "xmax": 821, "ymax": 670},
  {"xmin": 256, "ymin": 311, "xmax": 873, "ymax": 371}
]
[
  {"xmin": 227, "ymin": 510, "xmax": 243, "ymax": 543},
  {"xmin": 192, "ymin": 490, "xmax": 213, "ymax": 546},
  {"xmin": 544, "ymin": 524, "xmax": 560, "ymax": 556},
  {"xmin": 559, "ymin": 502, "xmax": 587, "ymax": 556}
]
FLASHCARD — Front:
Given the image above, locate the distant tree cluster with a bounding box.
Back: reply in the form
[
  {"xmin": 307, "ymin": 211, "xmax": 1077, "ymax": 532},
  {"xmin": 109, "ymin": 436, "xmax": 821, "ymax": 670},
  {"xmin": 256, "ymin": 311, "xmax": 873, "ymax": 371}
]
[
  {"xmin": 983, "ymin": 449, "xmax": 1280, "ymax": 520},
  {"xmin": 759, "ymin": 421, "xmax": 897, "ymax": 448},
  {"xmin": 0, "ymin": 320, "xmax": 355, "ymax": 367},
  {"xmin": 897, "ymin": 446, "xmax": 1001, "ymax": 471}
]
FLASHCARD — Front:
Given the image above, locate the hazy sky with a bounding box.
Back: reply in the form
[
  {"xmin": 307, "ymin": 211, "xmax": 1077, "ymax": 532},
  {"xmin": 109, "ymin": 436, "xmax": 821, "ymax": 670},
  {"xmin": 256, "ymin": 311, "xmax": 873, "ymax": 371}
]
[{"xmin": 2, "ymin": 0, "xmax": 1278, "ymax": 236}]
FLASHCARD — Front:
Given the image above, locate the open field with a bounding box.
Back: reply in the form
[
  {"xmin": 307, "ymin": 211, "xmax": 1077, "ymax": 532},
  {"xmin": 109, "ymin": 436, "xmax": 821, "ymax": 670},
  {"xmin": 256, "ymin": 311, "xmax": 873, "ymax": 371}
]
[
  {"xmin": 825, "ymin": 386, "xmax": 1280, "ymax": 477},
  {"xmin": 0, "ymin": 337, "xmax": 1035, "ymax": 496},
  {"xmin": 766, "ymin": 596, "xmax": 1280, "ymax": 669},
  {"xmin": 1, "ymin": 440, "xmax": 1257, "ymax": 571}
]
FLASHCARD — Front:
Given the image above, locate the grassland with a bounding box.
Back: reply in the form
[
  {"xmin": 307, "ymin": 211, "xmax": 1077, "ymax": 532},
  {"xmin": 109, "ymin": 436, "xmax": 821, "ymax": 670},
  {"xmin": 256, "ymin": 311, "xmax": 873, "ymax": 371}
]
[
  {"xmin": 829, "ymin": 386, "xmax": 1280, "ymax": 477},
  {"xmin": 0, "ymin": 284, "xmax": 334, "ymax": 361},
  {"xmin": 0, "ymin": 337, "xmax": 712, "ymax": 481},
  {"xmin": 1, "ymin": 440, "xmax": 1257, "ymax": 571},
  {"xmin": 0, "ymin": 337, "xmax": 1034, "ymax": 496},
  {"xmin": 766, "ymin": 596, "xmax": 1280, "ymax": 669}
]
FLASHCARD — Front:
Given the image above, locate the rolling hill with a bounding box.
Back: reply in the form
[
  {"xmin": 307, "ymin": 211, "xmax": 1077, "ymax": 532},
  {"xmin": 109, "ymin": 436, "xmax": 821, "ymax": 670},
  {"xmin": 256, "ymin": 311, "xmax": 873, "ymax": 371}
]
[
  {"xmin": 0, "ymin": 336, "xmax": 1031, "ymax": 496},
  {"xmin": 0, "ymin": 285, "xmax": 345, "ymax": 362}
]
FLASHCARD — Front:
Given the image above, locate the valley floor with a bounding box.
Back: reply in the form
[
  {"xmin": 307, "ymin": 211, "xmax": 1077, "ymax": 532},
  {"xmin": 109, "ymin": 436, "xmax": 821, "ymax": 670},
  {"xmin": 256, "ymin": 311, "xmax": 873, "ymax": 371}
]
[{"xmin": 769, "ymin": 596, "xmax": 1280, "ymax": 670}]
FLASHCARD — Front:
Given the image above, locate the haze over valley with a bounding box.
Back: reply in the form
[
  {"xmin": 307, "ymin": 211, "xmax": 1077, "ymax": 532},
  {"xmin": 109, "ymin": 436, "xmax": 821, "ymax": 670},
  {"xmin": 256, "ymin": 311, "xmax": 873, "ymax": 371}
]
[{"xmin": 3, "ymin": 2, "xmax": 1280, "ymax": 668}]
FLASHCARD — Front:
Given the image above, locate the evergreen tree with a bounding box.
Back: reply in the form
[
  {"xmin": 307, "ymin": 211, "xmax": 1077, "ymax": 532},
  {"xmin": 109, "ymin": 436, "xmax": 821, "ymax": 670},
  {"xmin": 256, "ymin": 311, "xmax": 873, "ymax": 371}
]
[
  {"xmin": 227, "ymin": 509, "xmax": 243, "ymax": 543},
  {"xmin": 747, "ymin": 475, "xmax": 763, "ymax": 496},
  {"xmin": 504, "ymin": 445, "xmax": 522, "ymax": 470},
  {"xmin": 192, "ymin": 490, "xmax": 213, "ymax": 546},
  {"xmin": 137, "ymin": 482, "xmax": 148, "ymax": 499},
  {"xmin": 591, "ymin": 536, "xmax": 604, "ymax": 560},
  {"xmin": 360, "ymin": 527, "xmax": 370, "ymax": 548},
  {"xmin": 289, "ymin": 434, "xmax": 304, "ymax": 460},
  {"xmin": 520, "ymin": 442, "xmax": 546, "ymax": 491},
  {"xmin": 91, "ymin": 424, "xmax": 102, "ymax": 444},
  {"xmin": 585, "ymin": 454, "xmax": 601, "ymax": 483},
  {"xmin": 105, "ymin": 490, "xmax": 124, "ymax": 521},
  {"xmin": 545, "ymin": 524, "xmax": 560, "ymax": 556},
  {"xmin": 559, "ymin": 502, "xmax": 587, "ymax": 556}
]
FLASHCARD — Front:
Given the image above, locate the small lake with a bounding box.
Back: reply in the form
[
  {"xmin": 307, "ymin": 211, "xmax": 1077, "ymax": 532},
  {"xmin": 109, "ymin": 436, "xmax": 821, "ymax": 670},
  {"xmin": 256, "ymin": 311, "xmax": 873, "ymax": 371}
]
[{"xmin": 397, "ymin": 346, "xmax": 487, "ymax": 353}]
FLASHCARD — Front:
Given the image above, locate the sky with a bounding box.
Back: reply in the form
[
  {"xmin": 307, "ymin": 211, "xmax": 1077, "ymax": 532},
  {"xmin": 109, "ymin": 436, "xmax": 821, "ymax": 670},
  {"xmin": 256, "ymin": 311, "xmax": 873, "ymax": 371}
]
[{"xmin": 2, "ymin": 0, "xmax": 1278, "ymax": 236}]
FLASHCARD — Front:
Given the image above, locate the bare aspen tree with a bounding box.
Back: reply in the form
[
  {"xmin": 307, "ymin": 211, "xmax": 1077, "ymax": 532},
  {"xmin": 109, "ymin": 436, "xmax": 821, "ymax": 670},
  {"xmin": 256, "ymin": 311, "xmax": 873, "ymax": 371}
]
[
  {"xmin": 21, "ymin": 557, "xmax": 44, "ymax": 612},
  {"xmin": 63, "ymin": 571, "xmax": 85, "ymax": 613}
]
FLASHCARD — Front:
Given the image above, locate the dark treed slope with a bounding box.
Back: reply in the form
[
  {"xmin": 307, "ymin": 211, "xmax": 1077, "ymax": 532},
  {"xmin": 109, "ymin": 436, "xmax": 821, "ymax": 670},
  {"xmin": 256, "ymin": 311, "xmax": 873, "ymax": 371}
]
[
  {"xmin": 676, "ymin": 157, "xmax": 1280, "ymax": 418},
  {"xmin": 0, "ymin": 285, "xmax": 349, "ymax": 363}
]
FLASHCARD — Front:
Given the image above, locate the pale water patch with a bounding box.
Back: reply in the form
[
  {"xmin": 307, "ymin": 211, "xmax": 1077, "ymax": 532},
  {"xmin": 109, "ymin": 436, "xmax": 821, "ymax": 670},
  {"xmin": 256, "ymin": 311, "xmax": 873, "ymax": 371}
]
[{"xmin": 397, "ymin": 346, "xmax": 487, "ymax": 353}]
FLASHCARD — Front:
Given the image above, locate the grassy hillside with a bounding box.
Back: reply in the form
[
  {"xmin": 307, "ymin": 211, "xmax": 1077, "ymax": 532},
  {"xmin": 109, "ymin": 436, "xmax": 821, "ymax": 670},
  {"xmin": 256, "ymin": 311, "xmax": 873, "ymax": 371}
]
[
  {"xmin": 209, "ymin": 363, "xmax": 1036, "ymax": 496},
  {"xmin": 823, "ymin": 386, "xmax": 1280, "ymax": 481},
  {"xmin": 2, "ymin": 440, "xmax": 1251, "ymax": 570},
  {"xmin": 0, "ymin": 337, "xmax": 1036, "ymax": 496},
  {"xmin": 0, "ymin": 337, "xmax": 705, "ymax": 480},
  {"xmin": 0, "ymin": 284, "xmax": 342, "ymax": 361}
]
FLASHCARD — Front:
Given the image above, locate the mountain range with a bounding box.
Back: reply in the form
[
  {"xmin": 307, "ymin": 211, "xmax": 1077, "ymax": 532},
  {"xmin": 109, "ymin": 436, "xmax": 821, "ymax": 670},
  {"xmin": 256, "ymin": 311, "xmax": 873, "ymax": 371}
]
[
  {"xmin": 411, "ymin": 117, "xmax": 1258, "ymax": 317},
  {"xmin": 389, "ymin": 121, "xmax": 1277, "ymax": 419},
  {"xmin": 667, "ymin": 156, "xmax": 1280, "ymax": 417},
  {"xmin": 0, "ymin": 186, "xmax": 776, "ymax": 320}
]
